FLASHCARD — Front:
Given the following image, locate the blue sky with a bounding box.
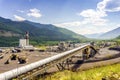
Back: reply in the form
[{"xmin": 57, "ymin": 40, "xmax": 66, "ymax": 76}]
[{"xmin": 0, "ymin": 0, "xmax": 120, "ymax": 35}]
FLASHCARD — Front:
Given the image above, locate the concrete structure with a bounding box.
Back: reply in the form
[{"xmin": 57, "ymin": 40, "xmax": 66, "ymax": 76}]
[
  {"xmin": 19, "ymin": 39, "xmax": 27, "ymax": 48},
  {"xmin": 19, "ymin": 32, "xmax": 33, "ymax": 49}
]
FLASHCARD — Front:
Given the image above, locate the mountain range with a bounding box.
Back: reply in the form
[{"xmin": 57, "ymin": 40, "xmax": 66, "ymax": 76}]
[
  {"xmin": 84, "ymin": 27, "xmax": 120, "ymax": 39},
  {"xmin": 0, "ymin": 17, "xmax": 85, "ymax": 46},
  {"xmin": 99, "ymin": 27, "xmax": 120, "ymax": 39},
  {"xmin": 84, "ymin": 33, "xmax": 103, "ymax": 39}
]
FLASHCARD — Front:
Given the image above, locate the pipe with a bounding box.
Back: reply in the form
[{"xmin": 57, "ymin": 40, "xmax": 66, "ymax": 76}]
[{"xmin": 0, "ymin": 44, "xmax": 90, "ymax": 80}]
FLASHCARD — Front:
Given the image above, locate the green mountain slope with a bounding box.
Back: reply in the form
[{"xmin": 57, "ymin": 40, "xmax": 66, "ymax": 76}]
[
  {"xmin": 116, "ymin": 35, "xmax": 120, "ymax": 39},
  {"xmin": 0, "ymin": 17, "xmax": 86, "ymax": 46}
]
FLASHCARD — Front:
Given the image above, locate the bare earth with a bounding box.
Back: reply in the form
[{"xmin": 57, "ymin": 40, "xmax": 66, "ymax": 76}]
[
  {"xmin": 0, "ymin": 47, "xmax": 120, "ymax": 74},
  {"xmin": 0, "ymin": 51, "xmax": 58, "ymax": 73},
  {"xmin": 47, "ymin": 47, "xmax": 120, "ymax": 73},
  {"xmin": 75, "ymin": 47, "xmax": 120, "ymax": 71}
]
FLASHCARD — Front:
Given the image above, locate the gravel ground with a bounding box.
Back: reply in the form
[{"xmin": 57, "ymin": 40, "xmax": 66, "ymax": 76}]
[
  {"xmin": 70, "ymin": 47, "xmax": 120, "ymax": 71},
  {"xmin": 0, "ymin": 47, "xmax": 120, "ymax": 74},
  {"xmin": 47, "ymin": 47, "xmax": 120, "ymax": 73},
  {"xmin": 0, "ymin": 51, "xmax": 58, "ymax": 73}
]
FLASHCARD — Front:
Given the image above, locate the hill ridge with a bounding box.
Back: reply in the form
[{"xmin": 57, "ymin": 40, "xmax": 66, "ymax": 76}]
[{"xmin": 0, "ymin": 17, "xmax": 85, "ymax": 46}]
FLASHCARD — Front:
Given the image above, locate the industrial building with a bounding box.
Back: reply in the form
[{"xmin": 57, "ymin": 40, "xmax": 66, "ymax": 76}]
[{"xmin": 19, "ymin": 32, "xmax": 34, "ymax": 49}]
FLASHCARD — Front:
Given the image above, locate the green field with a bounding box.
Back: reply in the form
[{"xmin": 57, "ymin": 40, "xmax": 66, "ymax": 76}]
[{"xmin": 44, "ymin": 63, "xmax": 120, "ymax": 80}]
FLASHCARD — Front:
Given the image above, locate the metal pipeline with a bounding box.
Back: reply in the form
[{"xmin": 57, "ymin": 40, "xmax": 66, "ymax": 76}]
[{"xmin": 0, "ymin": 44, "xmax": 90, "ymax": 80}]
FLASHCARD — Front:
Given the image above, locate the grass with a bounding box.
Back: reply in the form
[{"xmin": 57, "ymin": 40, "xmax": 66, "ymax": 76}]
[
  {"xmin": 36, "ymin": 45, "xmax": 47, "ymax": 50},
  {"xmin": 43, "ymin": 63, "xmax": 120, "ymax": 80}
]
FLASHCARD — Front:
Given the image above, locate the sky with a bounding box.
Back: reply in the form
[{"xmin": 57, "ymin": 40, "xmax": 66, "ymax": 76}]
[{"xmin": 0, "ymin": 0, "xmax": 120, "ymax": 35}]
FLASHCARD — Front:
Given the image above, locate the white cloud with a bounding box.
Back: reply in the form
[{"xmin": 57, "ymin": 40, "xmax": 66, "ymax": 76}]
[
  {"xmin": 78, "ymin": 8, "xmax": 107, "ymax": 26},
  {"xmin": 27, "ymin": 8, "xmax": 42, "ymax": 18},
  {"xmin": 79, "ymin": 9, "xmax": 106, "ymax": 18},
  {"xmin": 54, "ymin": 21, "xmax": 84, "ymax": 27},
  {"xmin": 78, "ymin": 9, "xmax": 107, "ymax": 26},
  {"xmin": 17, "ymin": 10, "xmax": 24, "ymax": 13},
  {"xmin": 77, "ymin": 0, "xmax": 120, "ymax": 27},
  {"xmin": 54, "ymin": 23, "xmax": 110, "ymax": 34},
  {"xmin": 73, "ymin": 28, "xmax": 108, "ymax": 35},
  {"xmin": 14, "ymin": 15, "xmax": 25, "ymax": 21},
  {"xmin": 55, "ymin": 0, "xmax": 120, "ymax": 34},
  {"xmin": 97, "ymin": 0, "xmax": 120, "ymax": 12}
]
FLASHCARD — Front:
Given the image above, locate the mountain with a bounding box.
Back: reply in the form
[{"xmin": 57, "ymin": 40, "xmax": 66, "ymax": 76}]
[
  {"xmin": 99, "ymin": 27, "xmax": 120, "ymax": 39},
  {"xmin": 116, "ymin": 35, "xmax": 120, "ymax": 39},
  {"xmin": 0, "ymin": 17, "xmax": 85, "ymax": 46},
  {"xmin": 84, "ymin": 33, "xmax": 103, "ymax": 39}
]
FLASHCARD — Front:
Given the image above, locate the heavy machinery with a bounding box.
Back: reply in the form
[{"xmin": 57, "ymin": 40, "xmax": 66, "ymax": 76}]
[{"xmin": 82, "ymin": 46, "xmax": 97, "ymax": 60}]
